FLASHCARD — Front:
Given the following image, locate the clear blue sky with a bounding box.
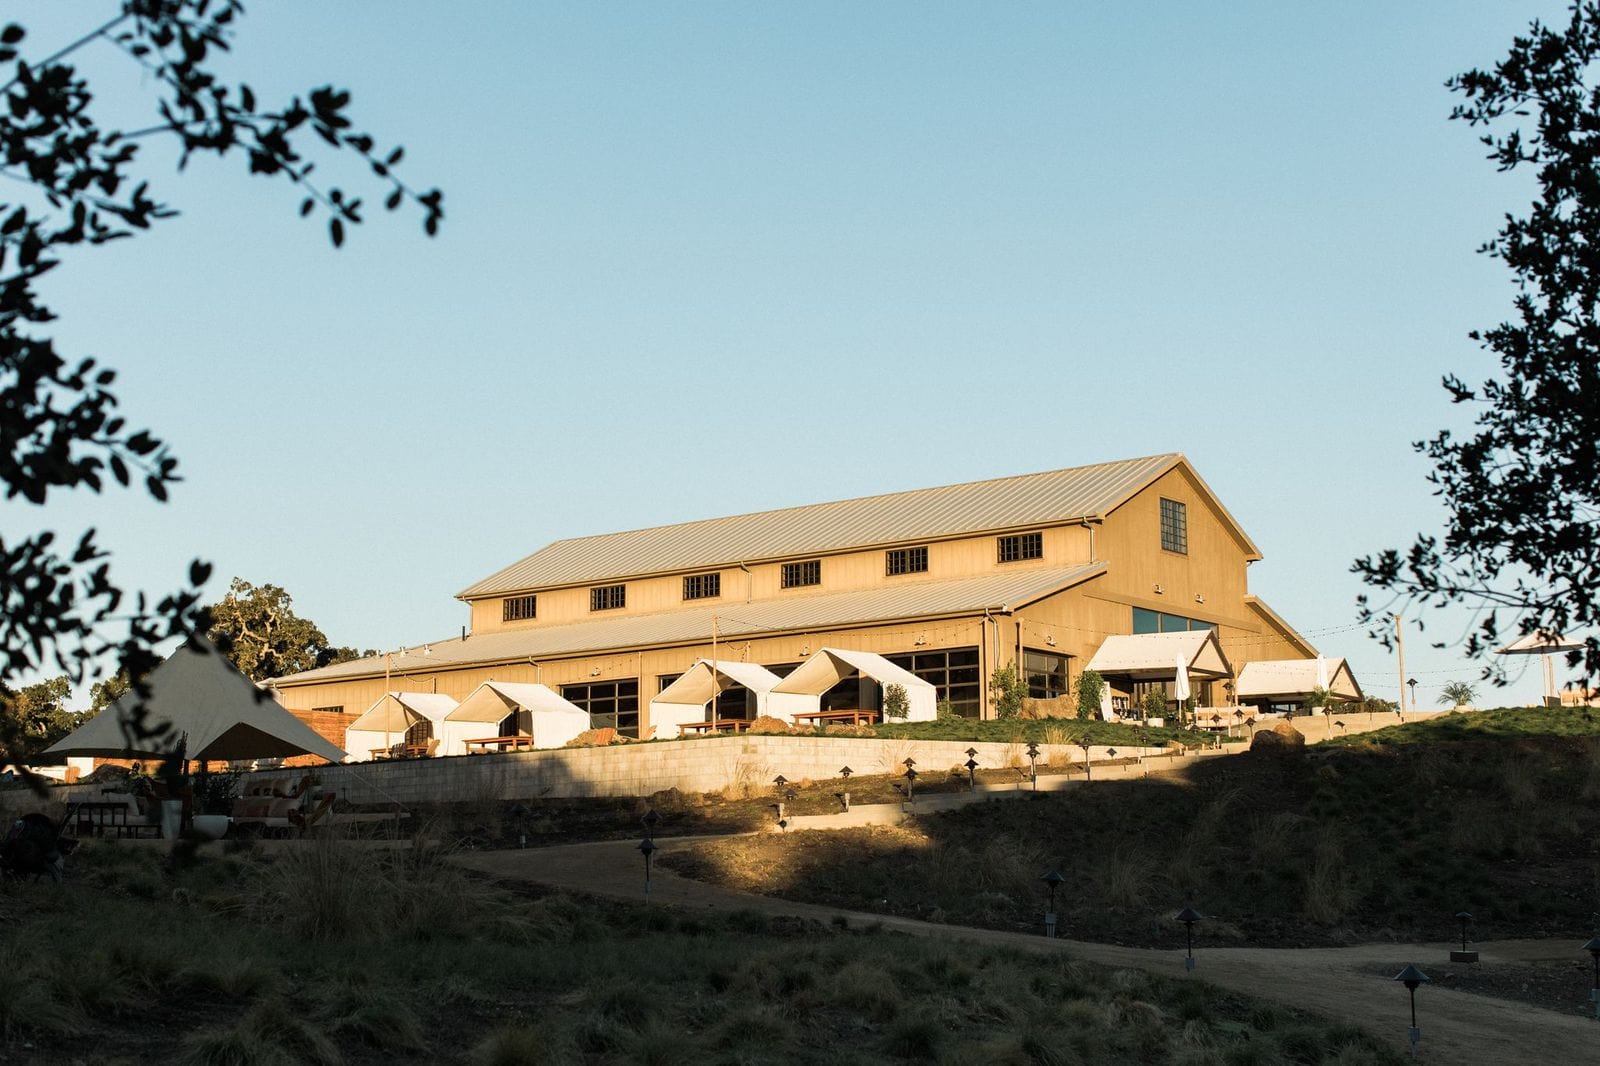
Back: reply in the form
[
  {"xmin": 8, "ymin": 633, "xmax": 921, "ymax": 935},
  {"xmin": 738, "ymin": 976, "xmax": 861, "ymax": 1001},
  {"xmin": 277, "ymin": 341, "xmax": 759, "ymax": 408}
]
[{"xmin": 9, "ymin": 2, "xmax": 1580, "ymax": 707}]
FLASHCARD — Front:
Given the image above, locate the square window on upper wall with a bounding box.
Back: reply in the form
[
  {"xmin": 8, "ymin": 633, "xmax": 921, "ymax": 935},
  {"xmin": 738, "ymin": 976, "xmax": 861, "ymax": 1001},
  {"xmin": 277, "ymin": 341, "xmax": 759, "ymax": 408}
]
[
  {"xmin": 683, "ymin": 573, "xmax": 721, "ymax": 600},
  {"xmin": 997, "ymin": 531, "xmax": 1043, "ymax": 563},
  {"xmin": 781, "ymin": 560, "xmax": 821, "ymax": 588},
  {"xmin": 1160, "ymin": 498, "xmax": 1188, "ymax": 554},
  {"xmin": 503, "ymin": 594, "xmax": 537, "ymax": 622},
  {"xmin": 885, "ymin": 546, "xmax": 928, "ymax": 576},
  {"xmin": 590, "ymin": 584, "xmax": 626, "ymax": 611}
]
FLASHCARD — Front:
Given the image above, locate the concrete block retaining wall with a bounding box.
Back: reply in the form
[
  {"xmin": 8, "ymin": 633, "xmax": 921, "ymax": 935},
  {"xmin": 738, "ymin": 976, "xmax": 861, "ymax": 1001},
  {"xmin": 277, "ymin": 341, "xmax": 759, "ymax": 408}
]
[{"xmin": 308, "ymin": 736, "xmax": 1175, "ymax": 806}]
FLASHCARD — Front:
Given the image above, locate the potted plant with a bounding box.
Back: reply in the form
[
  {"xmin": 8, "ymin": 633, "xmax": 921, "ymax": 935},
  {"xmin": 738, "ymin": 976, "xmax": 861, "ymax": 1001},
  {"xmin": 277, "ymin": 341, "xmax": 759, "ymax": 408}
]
[
  {"xmin": 883, "ymin": 683, "xmax": 910, "ymax": 721},
  {"xmin": 1143, "ymin": 689, "xmax": 1168, "ymax": 728}
]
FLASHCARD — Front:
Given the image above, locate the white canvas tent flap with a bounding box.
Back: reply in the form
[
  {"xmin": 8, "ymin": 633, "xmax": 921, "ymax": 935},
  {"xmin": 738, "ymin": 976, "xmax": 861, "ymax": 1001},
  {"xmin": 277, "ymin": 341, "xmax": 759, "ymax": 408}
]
[
  {"xmin": 770, "ymin": 648, "xmax": 937, "ymax": 722},
  {"xmin": 1085, "ymin": 630, "xmax": 1232, "ymax": 680},
  {"xmin": 649, "ymin": 660, "xmax": 800, "ymax": 737},
  {"xmin": 45, "ymin": 636, "xmax": 347, "ymax": 763},
  {"xmin": 346, "ymin": 692, "xmax": 459, "ymax": 760},
  {"xmin": 1235, "ymin": 658, "xmax": 1363, "ymax": 702},
  {"xmin": 443, "ymin": 681, "xmax": 590, "ymax": 751}
]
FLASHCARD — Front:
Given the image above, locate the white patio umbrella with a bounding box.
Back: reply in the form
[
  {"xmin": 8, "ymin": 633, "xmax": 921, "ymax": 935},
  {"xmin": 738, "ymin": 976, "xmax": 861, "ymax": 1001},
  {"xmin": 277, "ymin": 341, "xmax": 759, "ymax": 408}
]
[
  {"xmin": 1173, "ymin": 655, "xmax": 1191, "ymax": 721},
  {"xmin": 1496, "ymin": 630, "xmax": 1586, "ymax": 705}
]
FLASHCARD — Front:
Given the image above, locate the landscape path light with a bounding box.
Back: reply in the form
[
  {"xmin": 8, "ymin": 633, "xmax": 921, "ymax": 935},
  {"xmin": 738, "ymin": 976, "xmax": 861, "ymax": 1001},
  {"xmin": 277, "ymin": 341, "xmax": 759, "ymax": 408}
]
[
  {"xmin": 1393, "ymin": 964, "xmax": 1429, "ymax": 1056},
  {"xmin": 903, "ymin": 758, "xmax": 918, "ymax": 804},
  {"xmin": 837, "ymin": 766, "xmax": 852, "ymax": 812},
  {"xmin": 1451, "ymin": 911, "xmax": 1478, "ymax": 963},
  {"xmin": 1024, "ymin": 742, "xmax": 1040, "ymax": 790},
  {"xmin": 638, "ymin": 836, "xmax": 657, "ymax": 897},
  {"xmin": 1174, "ymin": 906, "xmax": 1202, "ymax": 972},
  {"xmin": 964, "ymin": 748, "xmax": 979, "ymax": 792},
  {"xmin": 1583, "ymin": 937, "xmax": 1600, "ymax": 1019},
  {"xmin": 508, "ymin": 802, "xmax": 530, "ymax": 849},
  {"xmin": 1079, "ymin": 737, "xmax": 1093, "ymax": 783},
  {"xmin": 1040, "ymin": 869, "xmax": 1065, "ymax": 938}
]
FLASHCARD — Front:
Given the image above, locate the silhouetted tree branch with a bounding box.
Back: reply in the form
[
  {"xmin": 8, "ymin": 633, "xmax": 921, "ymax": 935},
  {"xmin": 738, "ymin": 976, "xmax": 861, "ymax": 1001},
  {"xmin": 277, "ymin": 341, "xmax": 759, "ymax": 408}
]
[
  {"xmin": 0, "ymin": 1, "xmax": 442, "ymax": 785},
  {"xmin": 1357, "ymin": 2, "xmax": 1600, "ymax": 686}
]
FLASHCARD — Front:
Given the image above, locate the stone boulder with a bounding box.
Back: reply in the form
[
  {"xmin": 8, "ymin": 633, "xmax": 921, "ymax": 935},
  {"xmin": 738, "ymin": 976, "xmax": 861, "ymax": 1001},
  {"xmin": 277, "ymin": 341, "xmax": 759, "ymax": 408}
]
[
  {"xmin": 747, "ymin": 716, "xmax": 794, "ymax": 735},
  {"xmin": 1250, "ymin": 721, "xmax": 1306, "ymax": 754}
]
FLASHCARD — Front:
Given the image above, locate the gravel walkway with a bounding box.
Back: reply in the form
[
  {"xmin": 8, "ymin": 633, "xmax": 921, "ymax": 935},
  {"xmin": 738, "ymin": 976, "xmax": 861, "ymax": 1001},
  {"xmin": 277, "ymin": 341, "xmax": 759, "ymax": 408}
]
[{"xmin": 456, "ymin": 835, "xmax": 1598, "ymax": 1065}]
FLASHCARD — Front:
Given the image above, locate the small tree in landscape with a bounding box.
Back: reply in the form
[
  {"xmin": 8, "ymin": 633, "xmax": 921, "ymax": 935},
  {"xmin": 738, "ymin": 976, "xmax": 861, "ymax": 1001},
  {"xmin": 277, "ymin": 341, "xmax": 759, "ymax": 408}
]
[
  {"xmin": 0, "ymin": 3, "xmax": 440, "ymax": 779},
  {"xmin": 990, "ymin": 663, "xmax": 1025, "ymax": 720},
  {"xmin": 1142, "ymin": 689, "xmax": 1168, "ymax": 722},
  {"xmin": 882, "ymin": 683, "xmax": 909, "ymax": 721},
  {"xmin": 1440, "ymin": 680, "xmax": 1477, "ymax": 709},
  {"xmin": 1357, "ymin": 3, "xmax": 1600, "ymax": 682},
  {"xmin": 1075, "ymin": 669, "xmax": 1106, "ymax": 721}
]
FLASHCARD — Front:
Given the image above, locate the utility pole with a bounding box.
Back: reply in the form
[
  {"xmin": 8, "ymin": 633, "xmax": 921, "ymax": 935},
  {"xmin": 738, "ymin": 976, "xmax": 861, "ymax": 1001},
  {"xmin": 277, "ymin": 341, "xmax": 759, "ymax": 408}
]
[{"xmin": 1394, "ymin": 614, "xmax": 1408, "ymax": 713}]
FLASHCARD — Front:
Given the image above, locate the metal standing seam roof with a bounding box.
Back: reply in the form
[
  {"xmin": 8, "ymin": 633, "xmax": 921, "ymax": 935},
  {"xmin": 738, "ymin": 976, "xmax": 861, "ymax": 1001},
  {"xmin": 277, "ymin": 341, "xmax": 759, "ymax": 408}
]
[
  {"xmin": 457, "ymin": 453, "xmax": 1190, "ymax": 598},
  {"xmin": 272, "ymin": 561, "xmax": 1109, "ymax": 687}
]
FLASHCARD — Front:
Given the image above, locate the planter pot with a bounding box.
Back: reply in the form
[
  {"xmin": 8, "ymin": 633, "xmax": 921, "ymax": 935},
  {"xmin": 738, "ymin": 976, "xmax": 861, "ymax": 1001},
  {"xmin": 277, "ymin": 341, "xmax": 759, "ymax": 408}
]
[
  {"xmin": 1147, "ymin": 717, "xmax": 1165, "ymax": 728},
  {"xmin": 190, "ymin": 815, "xmax": 231, "ymax": 841},
  {"xmin": 158, "ymin": 799, "xmax": 184, "ymax": 840}
]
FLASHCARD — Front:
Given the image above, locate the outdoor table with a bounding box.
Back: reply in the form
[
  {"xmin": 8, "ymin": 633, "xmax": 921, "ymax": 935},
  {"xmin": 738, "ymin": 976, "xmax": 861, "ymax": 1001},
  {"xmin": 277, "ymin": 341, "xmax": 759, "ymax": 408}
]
[
  {"xmin": 464, "ymin": 735, "xmax": 539, "ymax": 754},
  {"xmin": 792, "ymin": 708, "xmax": 881, "ymax": 728},
  {"xmin": 679, "ymin": 719, "xmax": 753, "ymax": 735}
]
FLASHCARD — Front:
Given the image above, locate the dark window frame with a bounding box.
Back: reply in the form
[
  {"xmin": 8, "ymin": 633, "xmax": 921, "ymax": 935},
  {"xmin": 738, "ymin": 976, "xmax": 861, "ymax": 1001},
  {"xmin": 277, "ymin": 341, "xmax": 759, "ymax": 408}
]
[
  {"xmin": 589, "ymin": 584, "xmax": 626, "ymax": 611},
  {"xmin": 885, "ymin": 545, "xmax": 929, "ymax": 576},
  {"xmin": 682, "ymin": 573, "xmax": 721, "ymax": 601},
  {"xmin": 502, "ymin": 594, "xmax": 538, "ymax": 622},
  {"xmin": 997, "ymin": 531, "xmax": 1044, "ymax": 563},
  {"xmin": 1022, "ymin": 647, "xmax": 1071, "ymax": 700},
  {"xmin": 781, "ymin": 559, "xmax": 822, "ymax": 589},
  {"xmin": 311, "ymin": 705, "xmax": 345, "ymax": 715},
  {"xmin": 1160, "ymin": 497, "xmax": 1188, "ymax": 554},
  {"xmin": 885, "ymin": 646, "xmax": 981, "ymax": 718},
  {"xmin": 561, "ymin": 678, "xmax": 640, "ymax": 738}
]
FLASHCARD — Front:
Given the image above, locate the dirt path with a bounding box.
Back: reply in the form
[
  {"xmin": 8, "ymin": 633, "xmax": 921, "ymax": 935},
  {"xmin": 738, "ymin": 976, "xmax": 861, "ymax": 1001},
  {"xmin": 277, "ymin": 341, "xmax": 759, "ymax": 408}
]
[{"xmin": 456, "ymin": 836, "xmax": 1597, "ymax": 1065}]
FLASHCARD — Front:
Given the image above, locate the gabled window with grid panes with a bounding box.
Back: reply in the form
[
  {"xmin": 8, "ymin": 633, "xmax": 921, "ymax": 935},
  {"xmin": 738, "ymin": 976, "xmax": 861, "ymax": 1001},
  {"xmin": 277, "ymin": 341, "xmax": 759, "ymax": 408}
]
[
  {"xmin": 997, "ymin": 531, "xmax": 1043, "ymax": 563},
  {"xmin": 885, "ymin": 545, "xmax": 928, "ymax": 576},
  {"xmin": 1160, "ymin": 498, "xmax": 1188, "ymax": 554},
  {"xmin": 502, "ymin": 594, "xmax": 537, "ymax": 622},
  {"xmin": 682, "ymin": 573, "xmax": 720, "ymax": 600},
  {"xmin": 589, "ymin": 584, "xmax": 626, "ymax": 611},
  {"xmin": 781, "ymin": 560, "xmax": 821, "ymax": 588}
]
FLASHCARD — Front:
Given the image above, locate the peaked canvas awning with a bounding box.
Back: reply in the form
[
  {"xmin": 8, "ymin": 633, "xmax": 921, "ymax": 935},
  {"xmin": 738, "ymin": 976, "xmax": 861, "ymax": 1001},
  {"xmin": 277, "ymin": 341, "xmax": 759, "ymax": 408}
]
[
  {"xmin": 45, "ymin": 636, "xmax": 347, "ymax": 763},
  {"xmin": 1236, "ymin": 658, "xmax": 1363, "ymax": 701},
  {"xmin": 770, "ymin": 648, "xmax": 938, "ymax": 721},
  {"xmin": 446, "ymin": 682, "xmax": 586, "ymax": 724},
  {"xmin": 653, "ymin": 660, "xmax": 784, "ymax": 708},
  {"xmin": 349, "ymin": 692, "xmax": 459, "ymax": 734},
  {"xmin": 445, "ymin": 681, "xmax": 591, "ymax": 750},
  {"xmin": 1085, "ymin": 630, "xmax": 1232, "ymax": 681}
]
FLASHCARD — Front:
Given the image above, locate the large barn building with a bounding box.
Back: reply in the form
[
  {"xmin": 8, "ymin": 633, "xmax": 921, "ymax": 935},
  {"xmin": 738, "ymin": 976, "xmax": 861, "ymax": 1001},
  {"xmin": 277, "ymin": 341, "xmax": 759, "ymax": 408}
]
[{"xmin": 269, "ymin": 454, "xmax": 1319, "ymax": 740}]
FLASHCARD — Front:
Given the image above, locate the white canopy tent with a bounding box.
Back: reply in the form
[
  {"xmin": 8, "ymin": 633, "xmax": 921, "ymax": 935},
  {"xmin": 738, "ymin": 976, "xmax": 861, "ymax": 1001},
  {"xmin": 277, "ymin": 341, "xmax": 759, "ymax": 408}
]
[
  {"xmin": 1085, "ymin": 630, "xmax": 1233, "ymax": 682},
  {"xmin": 1236, "ymin": 657, "xmax": 1363, "ymax": 704},
  {"xmin": 45, "ymin": 636, "xmax": 347, "ymax": 764},
  {"xmin": 443, "ymin": 682, "xmax": 591, "ymax": 752},
  {"xmin": 1496, "ymin": 631, "xmax": 1587, "ymax": 706},
  {"xmin": 769, "ymin": 648, "xmax": 937, "ymax": 722},
  {"xmin": 345, "ymin": 692, "xmax": 460, "ymax": 761},
  {"xmin": 649, "ymin": 660, "xmax": 809, "ymax": 737}
]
